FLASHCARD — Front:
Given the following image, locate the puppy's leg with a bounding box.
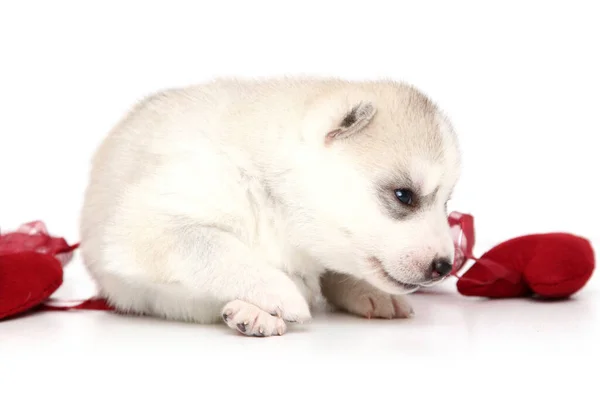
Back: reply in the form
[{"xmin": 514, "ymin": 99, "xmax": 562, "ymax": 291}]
[
  {"xmin": 104, "ymin": 222, "xmax": 312, "ymax": 336},
  {"xmin": 320, "ymin": 271, "xmax": 414, "ymax": 319},
  {"xmin": 185, "ymin": 228, "xmax": 312, "ymax": 325}
]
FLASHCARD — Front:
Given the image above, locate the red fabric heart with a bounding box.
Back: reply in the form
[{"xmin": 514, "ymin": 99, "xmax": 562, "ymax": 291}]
[
  {"xmin": 449, "ymin": 212, "xmax": 595, "ymax": 299},
  {"xmin": 0, "ymin": 251, "xmax": 63, "ymax": 319},
  {"xmin": 522, "ymin": 233, "xmax": 595, "ymax": 298},
  {"xmin": 0, "ymin": 221, "xmax": 78, "ymax": 320}
]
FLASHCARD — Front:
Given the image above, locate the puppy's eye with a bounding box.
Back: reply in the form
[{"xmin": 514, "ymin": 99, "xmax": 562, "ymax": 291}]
[{"xmin": 394, "ymin": 189, "xmax": 414, "ymax": 206}]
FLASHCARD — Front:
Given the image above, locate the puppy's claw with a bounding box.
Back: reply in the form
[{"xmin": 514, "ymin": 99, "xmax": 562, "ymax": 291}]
[
  {"xmin": 222, "ymin": 310, "xmax": 232, "ymax": 322},
  {"xmin": 236, "ymin": 322, "xmax": 248, "ymax": 333}
]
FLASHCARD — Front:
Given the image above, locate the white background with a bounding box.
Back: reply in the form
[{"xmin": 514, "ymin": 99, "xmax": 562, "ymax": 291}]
[{"xmin": 1, "ymin": 1, "xmax": 598, "ymax": 399}]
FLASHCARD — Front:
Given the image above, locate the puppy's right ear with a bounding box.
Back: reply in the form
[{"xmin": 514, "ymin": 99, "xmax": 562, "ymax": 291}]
[{"xmin": 326, "ymin": 102, "xmax": 376, "ymax": 143}]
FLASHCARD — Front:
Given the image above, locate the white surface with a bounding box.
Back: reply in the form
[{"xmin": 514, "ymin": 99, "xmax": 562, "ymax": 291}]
[
  {"xmin": 1, "ymin": 269, "xmax": 599, "ymax": 398},
  {"xmin": 1, "ymin": 1, "xmax": 599, "ymax": 399}
]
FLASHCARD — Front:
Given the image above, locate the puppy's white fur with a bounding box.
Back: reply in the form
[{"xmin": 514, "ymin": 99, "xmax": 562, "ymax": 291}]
[{"xmin": 79, "ymin": 77, "xmax": 461, "ymax": 336}]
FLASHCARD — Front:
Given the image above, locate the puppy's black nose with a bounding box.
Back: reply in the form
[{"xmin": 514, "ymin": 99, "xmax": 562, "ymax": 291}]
[{"xmin": 431, "ymin": 259, "xmax": 452, "ymax": 279}]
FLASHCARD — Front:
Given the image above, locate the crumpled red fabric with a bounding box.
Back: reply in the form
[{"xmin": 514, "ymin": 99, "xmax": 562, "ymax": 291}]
[
  {"xmin": 448, "ymin": 211, "xmax": 595, "ymax": 299},
  {"xmin": 0, "ymin": 221, "xmax": 111, "ymax": 321}
]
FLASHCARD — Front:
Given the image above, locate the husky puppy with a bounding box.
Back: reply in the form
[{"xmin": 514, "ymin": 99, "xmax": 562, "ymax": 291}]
[{"xmin": 79, "ymin": 77, "xmax": 461, "ymax": 337}]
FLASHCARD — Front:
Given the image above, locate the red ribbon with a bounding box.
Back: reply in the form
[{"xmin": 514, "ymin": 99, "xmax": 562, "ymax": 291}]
[
  {"xmin": 448, "ymin": 211, "xmax": 522, "ymax": 285},
  {"xmin": 40, "ymin": 297, "xmax": 114, "ymax": 311}
]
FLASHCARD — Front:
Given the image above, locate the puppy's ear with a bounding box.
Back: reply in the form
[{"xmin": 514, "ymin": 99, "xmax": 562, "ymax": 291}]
[{"xmin": 326, "ymin": 102, "xmax": 376, "ymax": 142}]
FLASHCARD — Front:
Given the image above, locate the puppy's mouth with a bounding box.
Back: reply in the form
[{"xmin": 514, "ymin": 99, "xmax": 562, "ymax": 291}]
[{"xmin": 368, "ymin": 256, "xmax": 420, "ymax": 292}]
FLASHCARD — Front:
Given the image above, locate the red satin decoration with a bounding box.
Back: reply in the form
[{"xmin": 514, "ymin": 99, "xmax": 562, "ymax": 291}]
[
  {"xmin": 448, "ymin": 212, "xmax": 595, "ymax": 299},
  {"xmin": 0, "ymin": 251, "xmax": 64, "ymax": 320},
  {"xmin": 0, "ymin": 221, "xmax": 112, "ymax": 321}
]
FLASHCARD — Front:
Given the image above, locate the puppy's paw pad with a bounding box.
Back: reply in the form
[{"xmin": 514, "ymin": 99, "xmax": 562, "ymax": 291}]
[{"xmin": 221, "ymin": 300, "xmax": 287, "ymax": 337}]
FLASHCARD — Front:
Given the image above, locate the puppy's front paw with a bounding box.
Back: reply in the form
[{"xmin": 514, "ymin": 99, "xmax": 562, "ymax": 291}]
[
  {"xmin": 221, "ymin": 300, "xmax": 287, "ymax": 337},
  {"xmin": 353, "ymin": 293, "xmax": 415, "ymax": 319},
  {"xmin": 244, "ymin": 277, "xmax": 312, "ymax": 323},
  {"xmin": 257, "ymin": 292, "xmax": 312, "ymax": 323},
  {"xmin": 321, "ymin": 272, "xmax": 415, "ymax": 319}
]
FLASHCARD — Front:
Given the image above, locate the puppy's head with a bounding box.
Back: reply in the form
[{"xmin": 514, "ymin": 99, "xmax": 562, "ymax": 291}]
[{"xmin": 291, "ymin": 80, "xmax": 461, "ymax": 294}]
